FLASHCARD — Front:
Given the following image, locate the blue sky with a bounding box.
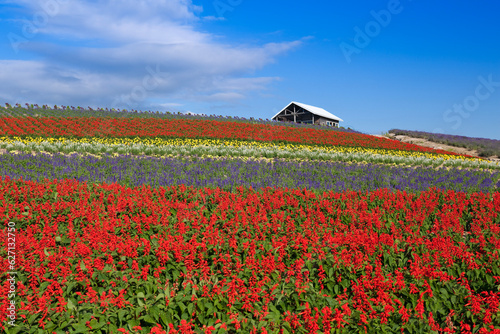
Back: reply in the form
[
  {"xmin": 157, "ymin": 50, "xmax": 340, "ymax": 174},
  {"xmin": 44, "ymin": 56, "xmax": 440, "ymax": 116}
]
[{"xmin": 1, "ymin": 0, "xmax": 499, "ymax": 139}]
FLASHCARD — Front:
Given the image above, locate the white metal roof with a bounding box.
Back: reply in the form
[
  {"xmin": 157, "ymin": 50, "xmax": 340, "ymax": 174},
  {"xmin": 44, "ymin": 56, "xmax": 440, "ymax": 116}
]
[{"xmin": 272, "ymin": 101, "xmax": 344, "ymax": 122}]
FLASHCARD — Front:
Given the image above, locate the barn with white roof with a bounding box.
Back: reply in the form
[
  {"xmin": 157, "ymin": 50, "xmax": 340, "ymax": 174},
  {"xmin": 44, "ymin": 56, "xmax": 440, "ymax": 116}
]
[{"xmin": 271, "ymin": 101, "xmax": 343, "ymax": 128}]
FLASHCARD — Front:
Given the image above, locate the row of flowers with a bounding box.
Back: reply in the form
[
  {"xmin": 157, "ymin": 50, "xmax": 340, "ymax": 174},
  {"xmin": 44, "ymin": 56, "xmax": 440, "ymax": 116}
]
[
  {"xmin": 1, "ymin": 136, "xmax": 498, "ymax": 170},
  {"xmin": 0, "ymin": 152, "xmax": 498, "ymax": 193},
  {"xmin": 0, "ymin": 116, "xmax": 467, "ymax": 155},
  {"xmin": 1, "ymin": 178, "xmax": 499, "ymax": 332},
  {"xmin": 1, "ymin": 104, "xmax": 361, "ymax": 133}
]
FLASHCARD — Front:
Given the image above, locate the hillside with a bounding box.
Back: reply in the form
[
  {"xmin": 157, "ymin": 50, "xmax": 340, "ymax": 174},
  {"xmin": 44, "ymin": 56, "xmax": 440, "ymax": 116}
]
[
  {"xmin": 0, "ymin": 105, "xmax": 499, "ymax": 333},
  {"xmin": 381, "ymin": 133, "xmax": 500, "ymax": 162},
  {"xmin": 388, "ymin": 129, "xmax": 500, "ymax": 160},
  {"xmin": 0, "ymin": 105, "xmax": 475, "ymax": 156}
]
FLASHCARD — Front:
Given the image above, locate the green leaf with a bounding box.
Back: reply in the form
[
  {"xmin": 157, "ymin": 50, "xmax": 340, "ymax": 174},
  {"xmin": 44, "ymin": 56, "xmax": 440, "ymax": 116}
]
[
  {"xmin": 67, "ymin": 298, "xmax": 76, "ymax": 310},
  {"xmin": 178, "ymin": 301, "xmax": 187, "ymax": 313},
  {"xmin": 65, "ymin": 282, "xmax": 75, "ymax": 295},
  {"xmin": 439, "ymin": 288, "xmax": 449, "ymax": 298},
  {"xmin": 4, "ymin": 325, "xmax": 24, "ymax": 334},
  {"xmin": 137, "ymin": 292, "xmax": 145, "ymax": 299},
  {"xmin": 160, "ymin": 312, "xmax": 169, "ymax": 326},
  {"xmin": 127, "ymin": 319, "xmax": 140, "ymax": 331},
  {"xmin": 118, "ymin": 310, "xmax": 128, "ymax": 323},
  {"xmin": 72, "ymin": 323, "xmax": 89, "ymax": 333},
  {"xmin": 108, "ymin": 323, "xmax": 118, "ymax": 332},
  {"xmin": 142, "ymin": 314, "xmax": 156, "ymax": 324},
  {"xmin": 206, "ymin": 302, "xmax": 214, "ymax": 314},
  {"xmin": 173, "ymin": 270, "xmax": 180, "ymax": 279},
  {"xmin": 149, "ymin": 305, "xmax": 160, "ymax": 321},
  {"xmin": 28, "ymin": 313, "xmax": 39, "ymax": 325},
  {"xmin": 59, "ymin": 320, "xmax": 69, "ymax": 330},
  {"xmin": 39, "ymin": 281, "xmax": 51, "ymax": 292},
  {"xmin": 89, "ymin": 319, "xmax": 105, "ymax": 330},
  {"xmin": 187, "ymin": 303, "xmax": 194, "ymax": 316}
]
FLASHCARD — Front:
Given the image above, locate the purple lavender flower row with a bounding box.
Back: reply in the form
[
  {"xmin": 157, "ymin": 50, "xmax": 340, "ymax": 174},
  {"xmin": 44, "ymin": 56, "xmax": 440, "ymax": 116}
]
[{"xmin": 1, "ymin": 152, "xmax": 497, "ymax": 193}]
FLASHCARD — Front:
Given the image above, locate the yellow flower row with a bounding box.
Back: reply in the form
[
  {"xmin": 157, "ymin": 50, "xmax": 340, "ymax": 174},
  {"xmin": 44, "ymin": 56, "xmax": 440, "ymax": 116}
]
[{"xmin": 0, "ymin": 135, "xmax": 490, "ymax": 164}]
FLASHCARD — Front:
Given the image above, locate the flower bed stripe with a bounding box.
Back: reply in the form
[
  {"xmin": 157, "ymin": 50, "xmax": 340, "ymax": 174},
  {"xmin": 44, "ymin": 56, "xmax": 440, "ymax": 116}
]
[
  {"xmin": 0, "ymin": 153, "xmax": 498, "ymax": 193},
  {"xmin": 1, "ymin": 178, "xmax": 499, "ymax": 332},
  {"xmin": 0, "ymin": 116, "xmax": 468, "ymax": 155}
]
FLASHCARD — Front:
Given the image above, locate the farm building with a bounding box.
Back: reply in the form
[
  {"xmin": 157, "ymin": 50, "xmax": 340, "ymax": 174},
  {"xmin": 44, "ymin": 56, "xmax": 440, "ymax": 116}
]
[{"xmin": 271, "ymin": 101, "xmax": 343, "ymax": 127}]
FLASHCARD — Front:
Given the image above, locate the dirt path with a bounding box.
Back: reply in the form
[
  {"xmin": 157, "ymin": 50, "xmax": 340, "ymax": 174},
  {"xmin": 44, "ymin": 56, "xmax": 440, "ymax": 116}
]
[{"xmin": 372, "ymin": 134, "xmax": 500, "ymax": 162}]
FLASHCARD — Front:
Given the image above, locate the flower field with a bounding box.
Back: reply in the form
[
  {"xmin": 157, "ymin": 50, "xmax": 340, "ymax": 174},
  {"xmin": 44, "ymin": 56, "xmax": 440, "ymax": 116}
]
[
  {"xmin": 0, "ymin": 116, "xmax": 470, "ymax": 155},
  {"xmin": 1, "ymin": 105, "xmax": 500, "ymax": 333}
]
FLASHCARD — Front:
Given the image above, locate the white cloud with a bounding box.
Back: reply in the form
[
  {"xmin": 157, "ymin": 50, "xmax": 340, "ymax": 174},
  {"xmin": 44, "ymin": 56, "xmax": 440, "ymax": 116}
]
[
  {"xmin": 201, "ymin": 92, "xmax": 246, "ymax": 101},
  {"xmin": 0, "ymin": 0, "xmax": 303, "ymax": 110},
  {"xmin": 158, "ymin": 102, "xmax": 183, "ymax": 107},
  {"xmin": 0, "ymin": 60, "xmax": 126, "ymax": 106}
]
